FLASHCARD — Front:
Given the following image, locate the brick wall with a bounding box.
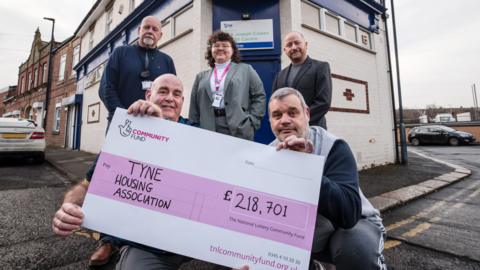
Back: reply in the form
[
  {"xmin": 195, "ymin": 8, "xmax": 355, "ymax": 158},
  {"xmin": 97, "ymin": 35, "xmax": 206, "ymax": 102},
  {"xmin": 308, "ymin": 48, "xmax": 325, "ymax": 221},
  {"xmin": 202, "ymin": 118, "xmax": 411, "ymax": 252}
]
[{"xmin": 45, "ymin": 37, "xmax": 79, "ymax": 147}]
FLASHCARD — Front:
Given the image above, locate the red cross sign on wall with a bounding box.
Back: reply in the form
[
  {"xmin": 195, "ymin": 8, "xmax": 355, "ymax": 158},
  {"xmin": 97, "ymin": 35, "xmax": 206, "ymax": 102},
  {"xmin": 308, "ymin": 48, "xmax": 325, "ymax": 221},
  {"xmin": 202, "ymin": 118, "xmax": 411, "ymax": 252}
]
[{"xmin": 343, "ymin": 89, "xmax": 355, "ymax": 101}]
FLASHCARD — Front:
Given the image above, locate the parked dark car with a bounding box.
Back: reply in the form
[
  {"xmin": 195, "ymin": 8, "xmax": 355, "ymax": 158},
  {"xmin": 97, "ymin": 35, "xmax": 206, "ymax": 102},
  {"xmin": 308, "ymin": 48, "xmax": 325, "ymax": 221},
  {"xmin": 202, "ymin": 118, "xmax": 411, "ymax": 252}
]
[{"xmin": 408, "ymin": 125, "xmax": 476, "ymax": 146}]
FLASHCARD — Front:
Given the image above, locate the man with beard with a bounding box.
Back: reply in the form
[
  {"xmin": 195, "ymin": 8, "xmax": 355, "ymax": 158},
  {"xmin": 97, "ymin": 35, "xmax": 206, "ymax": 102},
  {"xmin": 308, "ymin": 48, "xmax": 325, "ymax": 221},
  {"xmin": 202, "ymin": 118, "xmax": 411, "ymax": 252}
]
[
  {"xmin": 87, "ymin": 15, "xmax": 176, "ymax": 265},
  {"xmin": 272, "ymin": 31, "xmax": 331, "ymax": 129},
  {"xmin": 100, "ymin": 15, "xmax": 176, "ymax": 123}
]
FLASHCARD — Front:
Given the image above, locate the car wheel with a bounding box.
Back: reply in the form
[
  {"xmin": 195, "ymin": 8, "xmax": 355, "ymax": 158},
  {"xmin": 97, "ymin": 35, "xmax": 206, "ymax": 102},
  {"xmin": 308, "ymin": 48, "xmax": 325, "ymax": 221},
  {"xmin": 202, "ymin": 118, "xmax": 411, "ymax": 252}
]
[
  {"xmin": 448, "ymin": 137, "xmax": 459, "ymax": 146},
  {"xmin": 411, "ymin": 138, "xmax": 420, "ymax": 146}
]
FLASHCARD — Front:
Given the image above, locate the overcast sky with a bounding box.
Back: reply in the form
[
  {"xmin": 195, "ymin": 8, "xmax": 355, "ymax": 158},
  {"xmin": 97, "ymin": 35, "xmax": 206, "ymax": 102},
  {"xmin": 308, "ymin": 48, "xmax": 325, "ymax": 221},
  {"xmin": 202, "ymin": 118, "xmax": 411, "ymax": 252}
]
[{"xmin": 1, "ymin": 0, "xmax": 479, "ymax": 109}]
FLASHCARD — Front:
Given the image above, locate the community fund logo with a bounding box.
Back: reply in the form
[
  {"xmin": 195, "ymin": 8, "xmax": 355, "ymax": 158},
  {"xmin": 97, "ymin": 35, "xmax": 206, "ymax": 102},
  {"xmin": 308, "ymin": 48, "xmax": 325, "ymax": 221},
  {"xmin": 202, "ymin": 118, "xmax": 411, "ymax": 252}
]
[
  {"xmin": 119, "ymin": 119, "xmax": 133, "ymax": 137},
  {"xmin": 118, "ymin": 118, "xmax": 170, "ymax": 143}
]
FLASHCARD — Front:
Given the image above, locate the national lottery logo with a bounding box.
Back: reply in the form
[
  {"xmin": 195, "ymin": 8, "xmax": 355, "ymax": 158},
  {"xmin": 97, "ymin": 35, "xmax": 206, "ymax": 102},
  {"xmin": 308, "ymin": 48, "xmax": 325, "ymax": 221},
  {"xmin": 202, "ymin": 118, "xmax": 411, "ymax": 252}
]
[{"xmin": 118, "ymin": 119, "xmax": 170, "ymax": 143}]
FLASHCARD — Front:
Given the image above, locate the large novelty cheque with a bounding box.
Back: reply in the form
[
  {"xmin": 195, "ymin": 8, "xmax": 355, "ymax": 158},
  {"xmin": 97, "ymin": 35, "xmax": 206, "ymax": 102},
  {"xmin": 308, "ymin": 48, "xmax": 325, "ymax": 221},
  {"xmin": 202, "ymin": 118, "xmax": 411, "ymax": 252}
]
[{"xmin": 82, "ymin": 109, "xmax": 324, "ymax": 270}]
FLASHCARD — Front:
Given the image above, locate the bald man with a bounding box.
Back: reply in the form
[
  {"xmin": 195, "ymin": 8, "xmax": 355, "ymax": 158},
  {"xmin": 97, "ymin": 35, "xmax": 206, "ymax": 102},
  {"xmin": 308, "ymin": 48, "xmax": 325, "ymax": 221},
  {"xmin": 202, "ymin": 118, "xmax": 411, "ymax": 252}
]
[
  {"xmin": 53, "ymin": 74, "xmax": 193, "ymax": 267},
  {"xmin": 272, "ymin": 31, "xmax": 332, "ymax": 129},
  {"xmin": 99, "ymin": 16, "xmax": 177, "ymax": 123}
]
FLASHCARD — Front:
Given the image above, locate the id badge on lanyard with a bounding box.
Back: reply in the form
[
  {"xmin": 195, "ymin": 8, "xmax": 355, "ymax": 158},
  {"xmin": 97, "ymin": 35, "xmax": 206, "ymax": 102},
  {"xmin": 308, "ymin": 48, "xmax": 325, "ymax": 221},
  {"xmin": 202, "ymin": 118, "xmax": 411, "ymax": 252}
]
[
  {"xmin": 212, "ymin": 64, "xmax": 230, "ymax": 108},
  {"xmin": 142, "ymin": 80, "xmax": 152, "ymax": 91}
]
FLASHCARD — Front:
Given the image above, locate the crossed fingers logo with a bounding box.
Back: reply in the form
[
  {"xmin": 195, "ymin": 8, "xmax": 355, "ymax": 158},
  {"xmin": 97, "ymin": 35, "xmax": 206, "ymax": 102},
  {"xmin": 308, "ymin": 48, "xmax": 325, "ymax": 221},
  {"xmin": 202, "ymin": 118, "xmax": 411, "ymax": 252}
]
[{"xmin": 119, "ymin": 119, "xmax": 133, "ymax": 137}]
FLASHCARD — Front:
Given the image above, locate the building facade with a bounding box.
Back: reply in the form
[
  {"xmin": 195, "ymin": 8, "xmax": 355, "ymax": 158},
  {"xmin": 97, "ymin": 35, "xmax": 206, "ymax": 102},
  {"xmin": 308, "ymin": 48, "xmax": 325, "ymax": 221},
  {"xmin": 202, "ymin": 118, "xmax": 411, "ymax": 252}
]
[
  {"xmin": 73, "ymin": 0, "xmax": 145, "ymax": 153},
  {"xmin": 75, "ymin": 0, "xmax": 395, "ymax": 168},
  {"xmin": 45, "ymin": 37, "xmax": 82, "ymax": 148},
  {"xmin": 2, "ymin": 29, "xmax": 59, "ymax": 126}
]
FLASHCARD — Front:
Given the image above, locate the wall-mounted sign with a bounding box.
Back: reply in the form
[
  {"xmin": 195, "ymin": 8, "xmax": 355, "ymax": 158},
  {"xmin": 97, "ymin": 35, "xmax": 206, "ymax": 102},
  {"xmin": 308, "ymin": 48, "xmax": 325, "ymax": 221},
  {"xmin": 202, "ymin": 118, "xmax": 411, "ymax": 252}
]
[{"xmin": 221, "ymin": 19, "xmax": 274, "ymax": 50}]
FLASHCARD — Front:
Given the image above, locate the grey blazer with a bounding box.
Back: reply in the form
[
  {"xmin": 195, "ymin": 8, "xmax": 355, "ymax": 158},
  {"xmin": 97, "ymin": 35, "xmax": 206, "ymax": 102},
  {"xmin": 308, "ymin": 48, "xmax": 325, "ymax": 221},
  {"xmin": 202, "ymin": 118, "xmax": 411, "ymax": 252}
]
[
  {"xmin": 189, "ymin": 62, "xmax": 266, "ymax": 140},
  {"xmin": 272, "ymin": 56, "xmax": 332, "ymax": 129}
]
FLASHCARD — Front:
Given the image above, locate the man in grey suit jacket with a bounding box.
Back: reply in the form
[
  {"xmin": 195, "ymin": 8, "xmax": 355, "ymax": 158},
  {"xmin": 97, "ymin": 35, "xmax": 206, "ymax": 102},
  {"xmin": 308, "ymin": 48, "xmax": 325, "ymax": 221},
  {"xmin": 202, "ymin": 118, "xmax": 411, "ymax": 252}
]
[{"xmin": 272, "ymin": 31, "xmax": 332, "ymax": 129}]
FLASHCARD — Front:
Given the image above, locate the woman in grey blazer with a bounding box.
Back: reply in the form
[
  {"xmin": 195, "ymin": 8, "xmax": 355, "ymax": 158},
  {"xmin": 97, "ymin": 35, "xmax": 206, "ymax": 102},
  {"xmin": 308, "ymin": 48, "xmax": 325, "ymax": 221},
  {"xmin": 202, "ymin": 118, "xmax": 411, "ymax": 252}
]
[{"xmin": 189, "ymin": 31, "xmax": 266, "ymax": 140}]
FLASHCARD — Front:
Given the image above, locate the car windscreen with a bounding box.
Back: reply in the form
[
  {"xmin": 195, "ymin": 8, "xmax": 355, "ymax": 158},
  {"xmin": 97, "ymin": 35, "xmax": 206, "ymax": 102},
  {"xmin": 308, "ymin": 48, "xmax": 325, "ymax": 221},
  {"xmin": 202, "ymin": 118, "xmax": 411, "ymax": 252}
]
[{"xmin": 437, "ymin": 126, "xmax": 456, "ymax": 132}]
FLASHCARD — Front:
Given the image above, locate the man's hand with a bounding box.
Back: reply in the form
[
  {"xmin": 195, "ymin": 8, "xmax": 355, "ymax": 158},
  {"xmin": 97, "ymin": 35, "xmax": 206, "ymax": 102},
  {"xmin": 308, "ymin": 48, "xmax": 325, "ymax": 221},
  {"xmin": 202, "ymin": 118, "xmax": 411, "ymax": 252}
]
[
  {"xmin": 276, "ymin": 135, "xmax": 313, "ymax": 153},
  {"xmin": 52, "ymin": 202, "xmax": 84, "ymax": 236},
  {"xmin": 127, "ymin": 100, "xmax": 163, "ymax": 118}
]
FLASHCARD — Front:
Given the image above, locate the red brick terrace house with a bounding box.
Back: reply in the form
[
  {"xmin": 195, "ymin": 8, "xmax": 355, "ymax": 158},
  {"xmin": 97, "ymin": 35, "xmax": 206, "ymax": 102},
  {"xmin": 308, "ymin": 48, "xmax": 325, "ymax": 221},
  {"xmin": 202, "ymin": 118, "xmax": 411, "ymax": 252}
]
[{"xmin": 45, "ymin": 36, "xmax": 81, "ymax": 148}]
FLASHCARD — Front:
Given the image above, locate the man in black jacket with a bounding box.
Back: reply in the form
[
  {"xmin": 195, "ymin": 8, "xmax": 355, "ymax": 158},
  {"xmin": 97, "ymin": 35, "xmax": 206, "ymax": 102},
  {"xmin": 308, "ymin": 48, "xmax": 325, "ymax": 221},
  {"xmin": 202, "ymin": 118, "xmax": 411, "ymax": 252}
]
[{"xmin": 272, "ymin": 31, "xmax": 331, "ymax": 129}]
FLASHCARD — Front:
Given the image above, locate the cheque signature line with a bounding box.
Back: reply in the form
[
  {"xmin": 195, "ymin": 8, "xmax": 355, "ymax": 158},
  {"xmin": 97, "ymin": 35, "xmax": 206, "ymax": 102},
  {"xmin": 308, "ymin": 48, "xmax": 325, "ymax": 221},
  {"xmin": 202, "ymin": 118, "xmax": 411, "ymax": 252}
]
[{"xmin": 247, "ymin": 163, "xmax": 314, "ymax": 182}]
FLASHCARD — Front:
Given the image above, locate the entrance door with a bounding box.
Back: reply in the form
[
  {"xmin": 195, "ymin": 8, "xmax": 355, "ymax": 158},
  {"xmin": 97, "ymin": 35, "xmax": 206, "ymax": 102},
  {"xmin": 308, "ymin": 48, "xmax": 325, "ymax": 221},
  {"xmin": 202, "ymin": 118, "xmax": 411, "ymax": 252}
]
[
  {"xmin": 213, "ymin": 0, "xmax": 281, "ymax": 144},
  {"xmin": 65, "ymin": 105, "xmax": 76, "ymax": 149}
]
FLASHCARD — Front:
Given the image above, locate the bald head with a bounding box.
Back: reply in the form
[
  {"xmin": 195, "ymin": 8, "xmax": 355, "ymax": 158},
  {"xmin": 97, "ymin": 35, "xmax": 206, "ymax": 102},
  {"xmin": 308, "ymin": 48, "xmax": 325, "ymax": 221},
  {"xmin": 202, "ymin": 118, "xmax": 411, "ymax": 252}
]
[
  {"xmin": 283, "ymin": 31, "xmax": 308, "ymax": 64},
  {"xmin": 138, "ymin": 16, "xmax": 162, "ymax": 49},
  {"xmin": 146, "ymin": 74, "xmax": 184, "ymax": 121}
]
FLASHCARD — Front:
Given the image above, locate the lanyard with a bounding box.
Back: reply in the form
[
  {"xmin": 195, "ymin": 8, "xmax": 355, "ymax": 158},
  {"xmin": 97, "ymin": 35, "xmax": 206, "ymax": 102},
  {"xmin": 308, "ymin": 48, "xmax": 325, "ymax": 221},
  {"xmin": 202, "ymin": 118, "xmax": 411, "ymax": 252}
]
[{"xmin": 213, "ymin": 63, "xmax": 231, "ymax": 92}]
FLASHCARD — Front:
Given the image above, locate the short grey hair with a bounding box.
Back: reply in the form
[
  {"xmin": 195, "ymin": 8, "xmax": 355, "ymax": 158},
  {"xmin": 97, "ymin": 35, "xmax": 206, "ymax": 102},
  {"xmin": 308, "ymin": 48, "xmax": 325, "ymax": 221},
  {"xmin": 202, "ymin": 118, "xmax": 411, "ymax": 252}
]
[{"xmin": 269, "ymin": 87, "xmax": 308, "ymax": 110}]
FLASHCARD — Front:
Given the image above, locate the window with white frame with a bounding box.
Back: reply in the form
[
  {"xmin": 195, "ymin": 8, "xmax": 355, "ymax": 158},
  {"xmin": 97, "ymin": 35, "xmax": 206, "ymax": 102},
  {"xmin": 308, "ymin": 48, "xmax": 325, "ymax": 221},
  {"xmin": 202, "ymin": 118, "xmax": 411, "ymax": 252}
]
[
  {"xmin": 72, "ymin": 45, "xmax": 80, "ymax": 76},
  {"xmin": 344, "ymin": 22, "xmax": 357, "ymax": 42},
  {"xmin": 59, "ymin": 54, "xmax": 66, "ymax": 81},
  {"xmin": 53, "ymin": 103, "xmax": 61, "ymax": 132},
  {"xmin": 158, "ymin": 5, "xmax": 193, "ymax": 46},
  {"xmin": 105, "ymin": 8, "xmax": 113, "ymax": 35},
  {"xmin": 300, "ymin": 1, "xmax": 374, "ymax": 51},
  {"xmin": 174, "ymin": 7, "xmax": 193, "ymax": 36},
  {"xmin": 301, "ymin": 1, "xmax": 320, "ymax": 29},
  {"xmin": 161, "ymin": 20, "xmax": 172, "ymax": 42},
  {"xmin": 129, "ymin": 0, "xmax": 136, "ymax": 12},
  {"xmin": 43, "ymin": 63, "xmax": 48, "ymax": 83},
  {"xmin": 325, "ymin": 12, "xmax": 340, "ymax": 35},
  {"xmin": 88, "ymin": 28, "xmax": 95, "ymax": 50}
]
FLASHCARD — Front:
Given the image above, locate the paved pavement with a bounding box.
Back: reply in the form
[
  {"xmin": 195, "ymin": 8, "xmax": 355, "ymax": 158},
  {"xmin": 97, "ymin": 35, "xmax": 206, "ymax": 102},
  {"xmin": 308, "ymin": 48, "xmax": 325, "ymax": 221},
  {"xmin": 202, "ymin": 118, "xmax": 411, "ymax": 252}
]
[{"xmin": 45, "ymin": 145, "xmax": 472, "ymax": 213}]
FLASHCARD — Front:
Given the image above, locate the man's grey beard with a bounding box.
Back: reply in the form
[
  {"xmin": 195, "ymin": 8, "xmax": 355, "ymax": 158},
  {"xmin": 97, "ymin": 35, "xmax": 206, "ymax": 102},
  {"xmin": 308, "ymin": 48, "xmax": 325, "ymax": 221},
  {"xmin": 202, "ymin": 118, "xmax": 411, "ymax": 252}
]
[{"xmin": 142, "ymin": 37, "xmax": 155, "ymax": 47}]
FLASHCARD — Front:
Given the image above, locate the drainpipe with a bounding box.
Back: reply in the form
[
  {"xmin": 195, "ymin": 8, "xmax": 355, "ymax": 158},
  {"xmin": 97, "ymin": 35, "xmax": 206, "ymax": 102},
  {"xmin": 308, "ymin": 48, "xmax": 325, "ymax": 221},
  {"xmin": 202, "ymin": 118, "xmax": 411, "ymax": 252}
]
[
  {"xmin": 383, "ymin": 13, "xmax": 400, "ymax": 164},
  {"xmin": 43, "ymin": 17, "xmax": 55, "ymax": 130},
  {"xmin": 389, "ymin": 0, "xmax": 408, "ymax": 164}
]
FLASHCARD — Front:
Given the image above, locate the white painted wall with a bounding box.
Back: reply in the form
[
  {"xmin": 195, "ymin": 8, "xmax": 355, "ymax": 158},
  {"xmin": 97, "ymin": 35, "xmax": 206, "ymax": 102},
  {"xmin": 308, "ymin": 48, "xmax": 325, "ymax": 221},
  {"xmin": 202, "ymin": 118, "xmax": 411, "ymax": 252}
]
[
  {"xmin": 80, "ymin": 78, "xmax": 108, "ymax": 154},
  {"xmin": 283, "ymin": 0, "xmax": 395, "ymax": 169}
]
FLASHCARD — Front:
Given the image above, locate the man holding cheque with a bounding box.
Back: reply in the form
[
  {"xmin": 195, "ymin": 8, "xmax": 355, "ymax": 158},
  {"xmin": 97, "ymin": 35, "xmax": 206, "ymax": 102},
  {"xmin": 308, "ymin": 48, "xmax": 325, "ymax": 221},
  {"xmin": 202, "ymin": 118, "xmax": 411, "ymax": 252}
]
[
  {"xmin": 267, "ymin": 88, "xmax": 387, "ymax": 270},
  {"xmin": 52, "ymin": 74, "xmax": 200, "ymax": 269}
]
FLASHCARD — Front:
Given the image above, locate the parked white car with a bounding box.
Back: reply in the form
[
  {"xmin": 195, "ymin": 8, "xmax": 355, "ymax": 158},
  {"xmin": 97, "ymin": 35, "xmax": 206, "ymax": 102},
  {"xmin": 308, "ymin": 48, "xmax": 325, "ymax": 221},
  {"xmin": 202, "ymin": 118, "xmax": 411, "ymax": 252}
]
[{"xmin": 0, "ymin": 117, "xmax": 46, "ymax": 162}]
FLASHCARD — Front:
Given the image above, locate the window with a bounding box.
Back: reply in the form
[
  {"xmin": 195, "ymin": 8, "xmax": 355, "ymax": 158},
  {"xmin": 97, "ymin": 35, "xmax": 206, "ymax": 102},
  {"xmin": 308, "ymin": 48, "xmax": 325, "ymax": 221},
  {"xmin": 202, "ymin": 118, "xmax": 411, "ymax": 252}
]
[
  {"xmin": 34, "ymin": 68, "xmax": 38, "ymax": 87},
  {"xmin": 129, "ymin": 0, "xmax": 136, "ymax": 12},
  {"xmin": 174, "ymin": 7, "xmax": 193, "ymax": 35},
  {"xmin": 158, "ymin": 5, "xmax": 193, "ymax": 46},
  {"xmin": 88, "ymin": 28, "xmax": 95, "ymax": 50},
  {"xmin": 161, "ymin": 20, "xmax": 172, "ymax": 42},
  {"xmin": 105, "ymin": 8, "xmax": 113, "ymax": 35},
  {"xmin": 325, "ymin": 12, "xmax": 340, "ymax": 35},
  {"xmin": 43, "ymin": 63, "xmax": 48, "ymax": 83},
  {"xmin": 344, "ymin": 22, "xmax": 357, "ymax": 42},
  {"xmin": 19, "ymin": 76, "xmax": 24, "ymax": 93},
  {"xmin": 53, "ymin": 103, "xmax": 61, "ymax": 132},
  {"xmin": 72, "ymin": 45, "xmax": 80, "ymax": 76},
  {"xmin": 28, "ymin": 72, "xmax": 32, "ymax": 90},
  {"xmin": 301, "ymin": 1, "xmax": 320, "ymax": 29},
  {"xmin": 59, "ymin": 54, "xmax": 66, "ymax": 81}
]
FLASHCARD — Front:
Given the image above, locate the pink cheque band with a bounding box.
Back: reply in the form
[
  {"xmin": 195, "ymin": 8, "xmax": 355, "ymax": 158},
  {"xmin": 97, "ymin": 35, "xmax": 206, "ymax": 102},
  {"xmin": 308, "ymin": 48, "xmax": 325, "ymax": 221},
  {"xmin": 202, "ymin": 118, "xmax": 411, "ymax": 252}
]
[{"xmin": 88, "ymin": 152, "xmax": 318, "ymax": 250}]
